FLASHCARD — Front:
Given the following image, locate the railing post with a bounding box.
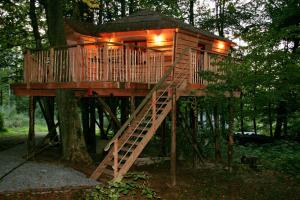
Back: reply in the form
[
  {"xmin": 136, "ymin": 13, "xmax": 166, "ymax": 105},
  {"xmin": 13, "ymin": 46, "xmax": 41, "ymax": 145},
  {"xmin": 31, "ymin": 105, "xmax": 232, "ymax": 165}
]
[
  {"xmin": 48, "ymin": 48, "xmax": 54, "ymax": 82},
  {"xmin": 103, "ymin": 43, "xmax": 108, "ymax": 81},
  {"xmin": 204, "ymin": 51, "xmax": 208, "ymax": 71},
  {"xmin": 152, "ymin": 91, "xmax": 157, "ymax": 129},
  {"xmin": 24, "ymin": 50, "xmax": 30, "ymax": 87},
  {"xmin": 113, "ymin": 138, "xmax": 119, "ymax": 178}
]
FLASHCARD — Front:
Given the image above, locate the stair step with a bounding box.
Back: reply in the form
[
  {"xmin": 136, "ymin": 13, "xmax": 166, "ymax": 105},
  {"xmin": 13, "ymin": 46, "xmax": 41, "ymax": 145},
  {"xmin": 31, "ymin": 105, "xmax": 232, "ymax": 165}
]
[
  {"xmin": 126, "ymin": 140, "xmax": 140, "ymax": 146},
  {"xmin": 131, "ymin": 133, "xmax": 144, "ymax": 138},
  {"xmin": 121, "ymin": 146, "xmax": 134, "ymax": 152},
  {"xmin": 136, "ymin": 127, "xmax": 149, "ymax": 131},
  {"xmin": 102, "ymin": 168, "xmax": 114, "ymax": 176},
  {"xmin": 107, "ymin": 161, "xmax": 124, "ymax": 168},
  {"xmin": 157, "ymin": 101, "xmax": 168, "ymax": 105}
]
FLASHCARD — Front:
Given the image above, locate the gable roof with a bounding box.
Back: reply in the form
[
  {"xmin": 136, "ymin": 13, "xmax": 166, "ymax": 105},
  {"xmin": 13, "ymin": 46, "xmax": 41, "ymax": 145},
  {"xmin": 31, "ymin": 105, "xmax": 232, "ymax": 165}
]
[{"xmin": 66, "ymin": 10, "xmax": 233, "ymax": 43}]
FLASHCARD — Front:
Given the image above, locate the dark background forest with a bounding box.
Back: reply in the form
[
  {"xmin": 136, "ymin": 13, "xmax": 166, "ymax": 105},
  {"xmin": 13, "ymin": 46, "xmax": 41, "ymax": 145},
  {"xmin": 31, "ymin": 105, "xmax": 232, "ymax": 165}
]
[{"xmin": 0, "ymin": 0, "xmax": 299, "ymax": 199}]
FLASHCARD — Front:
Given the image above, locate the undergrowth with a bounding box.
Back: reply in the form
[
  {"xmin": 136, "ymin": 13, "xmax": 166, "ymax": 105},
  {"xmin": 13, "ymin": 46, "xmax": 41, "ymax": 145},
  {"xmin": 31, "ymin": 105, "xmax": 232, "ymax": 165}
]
[
  {"xmin": 234, "ymin": 141, "xmax": 300, "ymax": 179},
  {"xmin": 85, "ymin": 172, "xmax": 160, "ymax": 200}
]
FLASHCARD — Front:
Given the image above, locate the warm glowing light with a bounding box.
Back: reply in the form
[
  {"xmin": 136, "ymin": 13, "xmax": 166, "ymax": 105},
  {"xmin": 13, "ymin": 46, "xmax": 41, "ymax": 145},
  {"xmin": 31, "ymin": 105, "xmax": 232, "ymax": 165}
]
[
  {"xmin": 154, "ymin": 34, "xmax": 163, "ymax": 45},
  {"xmin": 217, "ymin": 41, "xmax": 225, "ymax": 50}
]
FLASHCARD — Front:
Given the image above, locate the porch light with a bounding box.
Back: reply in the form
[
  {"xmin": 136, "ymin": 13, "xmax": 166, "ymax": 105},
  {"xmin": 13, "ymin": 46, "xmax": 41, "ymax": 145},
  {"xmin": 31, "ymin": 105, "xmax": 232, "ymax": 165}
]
[
  {"xmin": 154, "ymin": 34, "xmax": 163, "ymax": 45},
  {"xmin": 214, "ymin": 40, "xmax": 227, "ymax": 53}
]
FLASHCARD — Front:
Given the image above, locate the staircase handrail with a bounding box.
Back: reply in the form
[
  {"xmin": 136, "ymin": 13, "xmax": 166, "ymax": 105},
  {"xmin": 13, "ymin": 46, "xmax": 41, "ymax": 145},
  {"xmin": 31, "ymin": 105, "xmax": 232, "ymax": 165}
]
[{"xmin": 104, "ymin": 47, "xmax": 190, "ymax": 151}]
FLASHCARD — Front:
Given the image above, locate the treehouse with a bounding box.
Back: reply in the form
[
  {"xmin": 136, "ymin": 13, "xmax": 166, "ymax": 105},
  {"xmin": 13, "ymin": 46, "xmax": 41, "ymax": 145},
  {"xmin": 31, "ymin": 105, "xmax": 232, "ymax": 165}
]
[{"xmin": 11, "ymin": 10, "xmax": 235, "ymax": 182}]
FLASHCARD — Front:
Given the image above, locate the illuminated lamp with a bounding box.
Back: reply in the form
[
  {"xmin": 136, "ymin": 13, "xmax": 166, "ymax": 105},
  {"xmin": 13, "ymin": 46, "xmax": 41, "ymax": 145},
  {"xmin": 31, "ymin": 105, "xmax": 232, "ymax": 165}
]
[
  {"xmin": 214, "ymin": 40, "xmax": 226, "ymax": 53},
  {"xmin": 154, "ymin": 34, "xmax": 164, "ymax": 45}
]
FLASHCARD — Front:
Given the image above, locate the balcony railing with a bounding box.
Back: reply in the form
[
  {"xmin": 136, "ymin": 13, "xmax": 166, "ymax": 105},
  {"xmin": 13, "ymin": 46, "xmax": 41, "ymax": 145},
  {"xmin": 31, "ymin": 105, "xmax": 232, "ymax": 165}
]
[
  {"xmin": 190, "ymin": 48, "xmax": 223, "ymax": 85},
  {"xmin": 23, "ymin": 42, "xmax": 224, "ymax": 87},
  {"xmin": 24, "ymin": 42, "xmax": 164, "ymax": 84}
]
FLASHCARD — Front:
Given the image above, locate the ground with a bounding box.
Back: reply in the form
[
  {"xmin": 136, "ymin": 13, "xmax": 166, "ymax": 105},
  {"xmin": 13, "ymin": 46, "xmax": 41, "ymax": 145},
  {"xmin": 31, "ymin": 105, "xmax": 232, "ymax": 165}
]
[{"xmin": 0, "ymin": 134, "xmax": 299, "ymax": 200}]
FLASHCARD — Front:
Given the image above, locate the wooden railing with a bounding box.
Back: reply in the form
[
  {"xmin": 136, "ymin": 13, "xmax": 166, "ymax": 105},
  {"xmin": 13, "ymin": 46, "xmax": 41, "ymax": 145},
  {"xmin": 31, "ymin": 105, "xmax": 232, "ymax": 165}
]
[
  {"xmin": 189, "ymin": 48, "xmax": 223, "ymax": 84},
  {"xmin": 24, "ymin": 42, "xmax": 164, "ymax": 84}
]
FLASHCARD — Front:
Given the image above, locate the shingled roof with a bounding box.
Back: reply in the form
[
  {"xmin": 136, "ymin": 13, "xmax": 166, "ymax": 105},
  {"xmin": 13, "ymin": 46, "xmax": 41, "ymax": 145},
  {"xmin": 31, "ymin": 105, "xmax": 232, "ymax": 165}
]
[{"xmin": 66, "ymin": 10, "xmax": 232, "ymax": 43}]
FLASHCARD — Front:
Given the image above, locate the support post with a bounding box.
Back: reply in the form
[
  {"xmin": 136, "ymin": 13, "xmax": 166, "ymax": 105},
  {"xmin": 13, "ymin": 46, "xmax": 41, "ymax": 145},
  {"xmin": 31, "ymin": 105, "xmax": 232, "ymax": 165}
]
[
  {"xmin": 171, "ymin": 87, "xmax": 176, "ymax": 186},
  {"xmin": 28, "ymin": 96, "xmax": 36, "ymax": 155},
  {"xmin": 113, "ymin": 138, "xmax": 119, "ymax": 178},
  {"xmin": 130, "ymin": 95, "xmax": 135, "ymax": 114}
]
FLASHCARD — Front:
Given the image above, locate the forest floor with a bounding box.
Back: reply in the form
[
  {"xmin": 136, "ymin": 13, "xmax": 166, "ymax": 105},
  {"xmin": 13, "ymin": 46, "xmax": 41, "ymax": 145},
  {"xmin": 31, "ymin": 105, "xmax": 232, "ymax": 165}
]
[{"xmin": 0, "ymin": 134, "xmax": 299, "ymax": 200}]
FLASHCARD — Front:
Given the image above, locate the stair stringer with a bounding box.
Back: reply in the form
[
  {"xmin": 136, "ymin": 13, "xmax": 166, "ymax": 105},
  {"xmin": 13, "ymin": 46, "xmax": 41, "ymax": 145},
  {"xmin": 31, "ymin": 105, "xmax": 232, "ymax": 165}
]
[
  {"xmin": 115, "ymin": 101, "xmax": 173, "ymax": 180},
  {"xmin": 90, "ymin": 101, "xmax": 153, "ymax": 179}
]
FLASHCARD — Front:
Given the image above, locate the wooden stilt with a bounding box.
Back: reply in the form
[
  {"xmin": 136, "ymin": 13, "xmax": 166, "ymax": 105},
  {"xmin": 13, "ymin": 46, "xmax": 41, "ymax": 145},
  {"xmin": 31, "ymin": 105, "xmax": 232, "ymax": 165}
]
[
  {"xmin": 89, "ymin": 97, "xmax": 96, "ymax": 153},
  {"xmin": 130, "ymin": 95, "xmax": 135, "ymax": 114},
  {"xmin": 97, "ymin": 105, "xmax": 106, "ymax": 139},
  {"xmin": 171, "ymin": 88, "xmax": 176, "ymax": 186},
  {"xmin": 160, "ymin": 119, "xmax": 167, "ymax": 156},
  {"xmin": 190, "ymin": 97, "xmax": 199, "ymax": 168},
  {"xmin": 28, "ymin": 96, "xmax": 36, "ymax": 154}
]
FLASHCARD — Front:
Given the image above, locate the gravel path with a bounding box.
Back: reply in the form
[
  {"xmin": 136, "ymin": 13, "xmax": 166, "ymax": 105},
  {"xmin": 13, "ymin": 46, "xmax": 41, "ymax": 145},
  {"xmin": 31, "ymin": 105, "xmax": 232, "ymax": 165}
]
[{"xmin": 0, "ymin": 144, "xmax": 99, "ymax": 192}]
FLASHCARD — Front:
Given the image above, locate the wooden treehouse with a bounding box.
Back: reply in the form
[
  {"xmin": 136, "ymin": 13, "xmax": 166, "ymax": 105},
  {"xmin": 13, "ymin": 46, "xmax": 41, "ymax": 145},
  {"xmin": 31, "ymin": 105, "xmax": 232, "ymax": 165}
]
[{"xmin": 11, "ymin": 10, "xmax": 235, "ymax": 182}]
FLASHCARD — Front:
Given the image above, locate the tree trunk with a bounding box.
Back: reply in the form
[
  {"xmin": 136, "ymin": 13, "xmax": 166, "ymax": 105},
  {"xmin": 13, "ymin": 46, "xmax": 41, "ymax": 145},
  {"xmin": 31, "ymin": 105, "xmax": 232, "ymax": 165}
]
[
  {"xmin": 29, "ymin": 0, "xmax": 42, "ymax": 49},
  {"xmin": 28, "ymin": 96, "xmax": 36, "ymax": 154},
  {"xmin": 120, "ymin": 97, "xmax": 129, "ymax": 124},
  {"xmin": 190, "ymin": 99, "xmax": 199, "ymax": 168},
  {"xmin": 213, "ymin": 104, "xmax": 222, "ymax": 162},
  {"xmin": 129, "ymin": 0, "xmax": 135, "ymax": 14},
  {"xmin": 56, "ymin": 90, "xmax": 92, "ymax": 163},
  {"xmin": 274, "ymin": 101, "xmax": 286, "ymax": 139},
  {"xmin": 120, "ymin": 0, "xmax": 126, "ymax": 17},
  {"xmin": 98, "ymin": 0, "xmax": 103, "ymax": 24},
  {"xmin": 97, "ymin": 105, "xmax": 106, "ymax": 139},
  {"xmin": 240, "ymin": 92, "xmax": 244, "ymax": 134},
  {"xmin": 227, "ymin": 97, "xmax": 234, "ymax": 172},
  {"xmin": 268, "ymin": 101, "xmax": 273, "ymax": 137},
  {"xmin": 42, "ymin": 0, "xmax": 91, "ymax": 162},
  {"xmin": 30, "ymin": 0, "xmax": 57, "ymax": 143},
  {"xmin": 189, "ymin": 0, "xmax": 194, "ymax": 26},
  {"xmin": 253, "ymin": 104, "xmax": 257, "ymax": 135}
]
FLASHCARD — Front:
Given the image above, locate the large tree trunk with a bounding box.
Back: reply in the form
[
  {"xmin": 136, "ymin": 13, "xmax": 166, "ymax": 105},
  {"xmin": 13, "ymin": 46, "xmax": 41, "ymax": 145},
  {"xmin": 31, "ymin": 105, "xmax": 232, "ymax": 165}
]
[
  {"xmin": 29, "ymin": 0, "xmax": 42, "ymax": 49},
  {"xmin": 42, "ymin": 0, "xmax": 91, "ymax": 163},
  {"xmin": 56, "ymin": 90, "xmax": 92, "ymax": 163},
  {"xmin": 29, "ymin": 0, "xmax": 58, "ymax": 144}
]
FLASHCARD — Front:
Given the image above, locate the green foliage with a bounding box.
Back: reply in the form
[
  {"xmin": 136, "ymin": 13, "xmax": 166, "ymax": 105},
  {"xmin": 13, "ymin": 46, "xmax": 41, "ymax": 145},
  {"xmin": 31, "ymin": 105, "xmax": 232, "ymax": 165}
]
[
  {"xmin": 86, "ymin": 172, "xmax": 159, "ymax": 200},
  {"xmin": 0, "ymin": 112, "xmax": 4, "ymax": 131},
  {"xmin": 235, "ymin": 141, "xmax": 300, "ymax": 179}
]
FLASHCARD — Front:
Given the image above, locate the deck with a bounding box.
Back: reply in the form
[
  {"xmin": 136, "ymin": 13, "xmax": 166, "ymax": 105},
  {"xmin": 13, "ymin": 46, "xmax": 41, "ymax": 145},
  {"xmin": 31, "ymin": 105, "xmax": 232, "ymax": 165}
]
[{"xmin": 11, "ymin": 42, "xmax": 220, "ymax": 97}]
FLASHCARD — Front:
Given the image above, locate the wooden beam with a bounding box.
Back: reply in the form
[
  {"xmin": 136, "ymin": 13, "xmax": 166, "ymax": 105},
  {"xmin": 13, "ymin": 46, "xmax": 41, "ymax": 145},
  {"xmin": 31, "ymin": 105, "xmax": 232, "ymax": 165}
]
[
  {"xmin": 171, "ymin": 88, "xmax": 176, "ymax": 186},
  {"xmin": 94, "ymin": 95, "xmax": 121, "ymax": 129}
]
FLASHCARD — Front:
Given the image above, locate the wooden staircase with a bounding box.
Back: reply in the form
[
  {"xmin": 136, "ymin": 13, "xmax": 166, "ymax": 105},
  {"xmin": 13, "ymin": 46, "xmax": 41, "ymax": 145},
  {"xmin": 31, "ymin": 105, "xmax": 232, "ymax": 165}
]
[{"xmin": 90, "ymin": 48, "xmax": 189, "ymax": 181}]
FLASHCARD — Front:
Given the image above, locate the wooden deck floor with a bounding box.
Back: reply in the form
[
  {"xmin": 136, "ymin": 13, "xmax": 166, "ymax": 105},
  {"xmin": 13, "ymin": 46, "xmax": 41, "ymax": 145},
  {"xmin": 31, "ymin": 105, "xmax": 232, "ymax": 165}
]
[{"xmin": 11, "ymin": 82, "xmax": 210, "ymax": 97}]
